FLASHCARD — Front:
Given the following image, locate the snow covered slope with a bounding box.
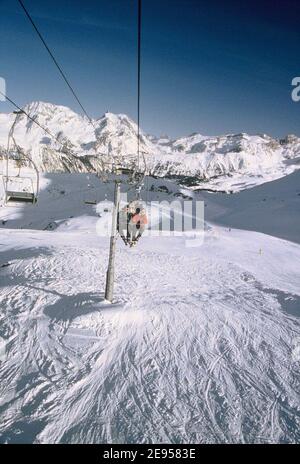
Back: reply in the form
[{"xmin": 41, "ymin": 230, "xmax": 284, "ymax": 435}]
[
  {"xmin": 201, "ymin": 169, "xmax": 300, "ymax": 244},
  {"xmin": 0, "ymin": 173, "xmax": 299, "ymax": 443},
  {"xmin": 1, "ymin": 169, "xmax": 300, "ymax": 244},
  {"xmin": 1, "ymin": 102, "xmax": 300, "ymax": 190}
]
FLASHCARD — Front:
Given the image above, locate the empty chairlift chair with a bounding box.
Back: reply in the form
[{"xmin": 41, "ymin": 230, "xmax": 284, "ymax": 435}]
[
  {"xmin": 3, "ymin": 149, "xmax": 39, "ymax": 206},
  {"xmin": 4, "ymin": 176, "xmax": 37, "ymax": 204}
]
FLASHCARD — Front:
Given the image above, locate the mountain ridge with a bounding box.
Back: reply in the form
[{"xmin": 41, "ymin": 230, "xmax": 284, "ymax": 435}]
[{"xmin": 1, "ymin": 101, "xmax": 300, "ymax": 192}]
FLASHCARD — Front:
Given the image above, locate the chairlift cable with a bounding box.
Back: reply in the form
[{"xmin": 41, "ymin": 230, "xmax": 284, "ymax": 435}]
[
  {"xmin": 17, "ymin": 0, "xmax": 97, "ymax": 130},
  {"xmin": 137, "ymin": 0, "xmax": 141, "ymax": 173},
  {"xmin": 125, "ymin": 0, "xmax": 147, "ymax": 198},
  {"xmin": 134, "ymin": 0, "xmax": 148, "ymax": 199},
  {"xmin": 13, "ymin": 1, "xmax": 147, "ymax": 202},
  {"xmin": 17, "ymin": 0, "xmax": 111, "ymax": 177},
  {"xmin": 0, "ymin": 90, "xmax": 66, "ymax": 148},
  {"xmin": 1, "ymin": 91, "xmax": 86, "ymax": 187}
]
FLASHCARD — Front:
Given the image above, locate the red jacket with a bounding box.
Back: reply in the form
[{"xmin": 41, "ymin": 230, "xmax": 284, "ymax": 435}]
[{"xmin": 131, "ymin": 213, "xmax": 148, "ymax": 225}]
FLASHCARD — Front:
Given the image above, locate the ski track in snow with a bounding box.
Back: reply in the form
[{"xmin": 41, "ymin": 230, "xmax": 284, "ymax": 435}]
[{"xmin": 0, "ymin": 231, "xmax": 300, "ymax": 444}]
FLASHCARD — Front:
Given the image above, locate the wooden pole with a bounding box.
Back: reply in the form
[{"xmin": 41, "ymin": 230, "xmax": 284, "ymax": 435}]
[{"xmin": 105, "ymin": 180, "xmax": 121, "ymax": 302}]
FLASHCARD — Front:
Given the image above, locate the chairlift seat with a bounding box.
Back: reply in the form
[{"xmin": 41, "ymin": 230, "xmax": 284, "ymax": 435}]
[
  {"xmin": 84, "ymin": 200, "xmax": 97, "ymax": 205},
  {"xmin": 6, "ymin": 191, "xmax": 37, "ymax": 204},
  {"xmin": 118, "ymin": 167, "xmax": 132, "ymax": 175}
]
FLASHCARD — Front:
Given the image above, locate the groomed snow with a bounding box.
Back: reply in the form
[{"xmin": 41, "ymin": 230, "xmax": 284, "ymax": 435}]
[{"xmin": 0, "ymin": 173, "xmax": 299, "ymax": 444}]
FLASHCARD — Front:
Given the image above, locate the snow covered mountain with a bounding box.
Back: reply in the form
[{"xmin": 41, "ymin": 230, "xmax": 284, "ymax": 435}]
[{"xmin": 1, "ymin": 101, "xmax": 300, "ymax": 191}]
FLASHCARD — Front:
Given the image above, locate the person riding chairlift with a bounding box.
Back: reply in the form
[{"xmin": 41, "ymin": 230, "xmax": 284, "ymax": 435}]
[{"xmin": 128, "ymin": 207, "xmax": 148, "ymax": 245}]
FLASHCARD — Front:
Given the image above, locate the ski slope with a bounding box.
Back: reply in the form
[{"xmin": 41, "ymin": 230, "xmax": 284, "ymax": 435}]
[
  {"xmin": 201, "ymin": 169, "xmax": 300, "ymax": 244},
  {"xmin": 0, "ymin": 173, "xmax": 300, "ymax": 444}
]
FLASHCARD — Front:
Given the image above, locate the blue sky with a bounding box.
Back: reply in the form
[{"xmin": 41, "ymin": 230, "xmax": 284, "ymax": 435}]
[{"xmin": 0, "ymin": 0, "xmax": 299, "ymax": 138}]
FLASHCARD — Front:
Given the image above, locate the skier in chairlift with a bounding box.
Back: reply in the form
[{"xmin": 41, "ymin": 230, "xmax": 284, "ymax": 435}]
[
  {"xmin": 117, "ymin": 204, "xmax": 148, "ymax": 246},
  {"xmin": 128, "ymin": 206, "xmax": 148, "ymax": 245}
]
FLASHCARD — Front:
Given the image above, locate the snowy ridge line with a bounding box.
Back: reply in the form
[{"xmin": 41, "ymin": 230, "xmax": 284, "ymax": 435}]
[{"xmin": 1, "ymin": 102, "xmax": 300, "ymax": 192}]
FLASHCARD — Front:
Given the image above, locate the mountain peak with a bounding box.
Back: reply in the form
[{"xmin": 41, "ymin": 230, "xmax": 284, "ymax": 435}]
[
  {"xmin": 23, "ymin": 101, "xmax": 76, "ymax": 115},
  {"xmin": 0, "ymin": 101, "xmax": 299, "ymax": 192}
]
